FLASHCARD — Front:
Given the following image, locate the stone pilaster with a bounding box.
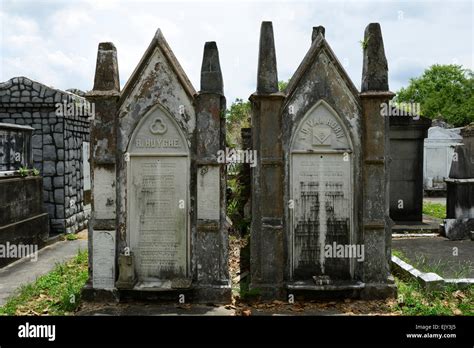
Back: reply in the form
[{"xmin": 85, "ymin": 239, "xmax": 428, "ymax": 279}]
[
  {"xmin": 194, "ymin": 42, "xmax": 230, "ymax": 301},
  {"xmin": 359, "ymin": 23, "xmax": 396, "ymax": 297},
  {"xmin": 86, "ymin": 42, "xmax": 120, "ymax": 288},
  {"xmin": 250, "ymin": 22, "xmax": 286, "ymax": 298}
]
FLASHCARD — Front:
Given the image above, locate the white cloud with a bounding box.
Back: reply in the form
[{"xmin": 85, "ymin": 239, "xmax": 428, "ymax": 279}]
[{"xmin": 0, "ymin": 0, "xmax": 472, "ymax": 101}]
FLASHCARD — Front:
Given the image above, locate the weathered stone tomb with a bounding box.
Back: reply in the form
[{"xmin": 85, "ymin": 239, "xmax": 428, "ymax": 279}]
[
  {"xmin": 443, "ymin": 123, "xmax": 474, "ymax": 240},
  {"xmin": 250, "ymin": 22, "xmax": 396, "ymax": 299},
  {"xmin": 86, "ymin": 30, "xmax": 230, "ymax": 302},
  {"xmin": 389, "ymin": 116, "xmax": 431, "ymax": 222}
]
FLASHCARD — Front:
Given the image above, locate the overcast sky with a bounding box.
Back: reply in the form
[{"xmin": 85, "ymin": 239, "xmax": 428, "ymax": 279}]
[{"xmin": 0, "ymin": 0, "xmax": 472, "ymax": 103}]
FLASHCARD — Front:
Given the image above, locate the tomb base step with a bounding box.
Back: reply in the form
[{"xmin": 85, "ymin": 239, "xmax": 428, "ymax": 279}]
[
  {"xmin": 286, "ymin": 281, "xmax": 396, "ymax": 300},
  {"xmin": 287, "ymin": 281, "xmax": 365, "ymax": 291},
  {"xmin": 83, "ymin": 281, "xmax": 231, "ymax": 303},
  {"xmin": 133, "ymin": 279, "xmax": 192, "ymax": 291}
]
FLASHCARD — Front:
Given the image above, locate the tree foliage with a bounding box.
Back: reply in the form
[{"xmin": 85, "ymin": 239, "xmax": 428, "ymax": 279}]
[
  {"xmin": 395, "ymin": 64, "xmax": 473, "ymax": 127},
  {"xmin": 225, "ymin": 80, "xmax": 289, "ymax": 148},
  {"xmin": 226, "ymin": 98, "xmax": 251, "ymax": 148},
  {"xmin": 278, "ymin": 80, "xmax": 288, "ymax": 92}
]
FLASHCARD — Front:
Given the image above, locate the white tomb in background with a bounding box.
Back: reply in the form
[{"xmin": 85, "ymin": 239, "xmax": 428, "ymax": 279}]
[{"xmin": 423, "ymin": 126, "xmax": 463, "ymax": 193}]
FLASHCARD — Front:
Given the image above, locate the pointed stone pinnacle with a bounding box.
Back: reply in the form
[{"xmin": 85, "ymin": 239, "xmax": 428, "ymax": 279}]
[
  {"xmin": 312, "ymin": 26, "xmax": 325, "ymax": 42},
  {"xmin": 93, "ymin": 42, "xmax": 120, "ymax": 92},
  {"xmin": 361, "ymin": 23, "xmax": 389, "ymax": 92},
  {"xmin": 257, "ymin": 21, "xmax": 278, "ymax": 94},
  {"xmin": 200, "ymin": 41, "xmax": 223, "ymax": 94}
]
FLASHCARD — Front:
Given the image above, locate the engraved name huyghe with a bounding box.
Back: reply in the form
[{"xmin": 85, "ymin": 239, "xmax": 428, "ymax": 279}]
[{"xmin": 135, "ymin": 138, "xmax": 180, "ymax": 148}]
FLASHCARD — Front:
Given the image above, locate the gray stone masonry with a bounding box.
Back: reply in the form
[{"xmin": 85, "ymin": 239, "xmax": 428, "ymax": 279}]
[{"xmin": 0, "ymin": 77, "xmax": 90, "ymax": 234}]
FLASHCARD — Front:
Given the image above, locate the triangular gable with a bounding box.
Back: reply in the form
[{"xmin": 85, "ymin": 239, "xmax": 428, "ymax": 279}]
[
  {"xmin": 285, "ymin": 33, "xmax": 360, "ymax": 102},
  {"xmin": 119, "ymin": 29, "xmax": 196, "ymax": 106}
]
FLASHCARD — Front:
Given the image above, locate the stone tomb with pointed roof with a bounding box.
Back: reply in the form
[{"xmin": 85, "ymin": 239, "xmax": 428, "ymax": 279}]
[
  {"xmin": 250, "ymin": 22, "xmax": 396, "ymax": 298},
  {"xmin": 85, "ymin": 31, "xmax": 230, "ymax": 302}
]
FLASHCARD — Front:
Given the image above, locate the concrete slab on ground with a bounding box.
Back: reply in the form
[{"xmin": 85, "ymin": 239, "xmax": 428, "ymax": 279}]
[
  {"xmin": 423, "ymin": 197, "xmax": 446, "ymax": 205},
  {"xmin": 0, "ymin": 239, "xmax": 87, "ymax": 306},
  {"xmin": 392, "ymin": 214, "xmax": 442, "ymax": 234},
  {"xmin": 392, "ymin": 236, "xmax": 474, "ymax": 278},
  {"xmin": 76, "ymin": 302, "xmax": 354, "ymax": 316},
  {"xmin": 77, "ymin": 303, "xmax": 236, "ymax": 316},
  {"xmin": 76, "ymin": 300, "xmax": 393, "ymax": 316}
]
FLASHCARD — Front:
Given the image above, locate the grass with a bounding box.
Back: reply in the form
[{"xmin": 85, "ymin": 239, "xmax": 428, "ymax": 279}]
[
  {"xmin": 393, "ymin": 249, "xmax": 474, "ymax": 279},
  {"xmin": 65, "ymin": 233, "xmax": 78, "ymax": 241},
  {"xmin": 414, "ymin": 254, "xmax": 474, "ymax": 279},
  {"xmin": 392, "ymin": 276, "xmax": 473, "ymax": 315},
  {"xmin": 422, "ymin": 201, "xmax": 446, "ymax": 219},
  {"xmin": 392, "ymin": 249, "xmax": 409, "ymax": 262},
  {"xmin": 237, "ymin": 277, "xmax": 261, "ymax": 301},
  {"xmin": 0, "ymin": 249, "xmax": 88, "ymax": 316},
  {"xmin": 392, "ymin": 249, "xmax": 474, "ymax": 315}
]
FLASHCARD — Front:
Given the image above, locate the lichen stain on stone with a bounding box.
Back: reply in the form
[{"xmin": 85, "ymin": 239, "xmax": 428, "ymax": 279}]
[
  {"xmin": 138, "ymin": 72, "xmax": 159, "ymax": 100},
  {"xmin": 94, "ymin": 138, "xmax": 108, "ymax": 157}
]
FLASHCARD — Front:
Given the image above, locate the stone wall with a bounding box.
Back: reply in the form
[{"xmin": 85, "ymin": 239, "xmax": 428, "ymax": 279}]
[
  {"xmin": 0, "ymin": 123, "xmax": 49, "ymax": 267},
  {"xmin": 0, "ymin": 176, "xmax": 50, "ymax": 267},
  {"xmin": 389, "ymin": 116, "xmax": 431, "ymax": 222},
  {"xmin": 0, "ymin": 77, "xmax": 90, "ymax": 234}
]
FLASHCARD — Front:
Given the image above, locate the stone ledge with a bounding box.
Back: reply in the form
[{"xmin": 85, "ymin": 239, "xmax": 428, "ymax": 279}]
[
  {"xmin": 287, "ymin": 281, "xmax": 365, "ymax": 291},
  {"xmin": 81, "ymin": 283, "xmax": 120, "ymax": 302},
  {"xmin": 84, "ymin": 282, "xmax": 232, "ymax": 304},
  {"xmin": 285, "ymin": 282, "xmax": 396, "ymax": 300},
  {"xmin": 359, "ymin": 91, "xmax": 395, "ymax": 99},
  {"xmin": 444, "ymin": 278, "xmax": 474, "ymax": 289},
  {"xmin": 444, "ymin": 178, "xmax": 474, "ymax": 183},
  {"xmin": 391, "ymin": 255, "xmax": 474, "ymax": 290}
]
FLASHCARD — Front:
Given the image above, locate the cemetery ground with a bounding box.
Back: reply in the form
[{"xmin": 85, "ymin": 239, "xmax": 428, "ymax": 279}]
[
  {"xmin": 0, "ymin": 230, "xmax": 88, "ymax": 315},
  {"xmin": 0, "ymin": 200, "xmax": 472, "ymax": 316}
]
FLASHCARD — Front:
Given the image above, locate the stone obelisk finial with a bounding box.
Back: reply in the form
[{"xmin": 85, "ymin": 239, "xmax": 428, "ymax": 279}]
[
  {"xmin": 312, "ymin": 26, "xmax": 325, "ymax": 42},
  {"xmin": 200, "ymin": 42, "xmax": 223, "ymax": 95},
  {"xmin": 257, "ymin": 21, "xmax": 278, "ymax": 94},
  {"xmin": 93, "ymin": 42, "xmax": 120, "ymax": 92},
  {"xmin": 361, "ymin": 23, "xmax": 389, "ymax": 92}
]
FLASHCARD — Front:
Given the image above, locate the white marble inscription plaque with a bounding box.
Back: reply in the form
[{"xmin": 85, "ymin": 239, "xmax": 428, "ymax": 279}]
[
  {"xmin": 83, "ymin": 142, "xmax": 91, "ymax": 191},
  {"xmin": 291, "ymin": 153, "xmax": 352, "ymax": 279},
  {"xmin": 94, "ymin": 167, "xmax": 115, "ymax": 220},
  {"xmin": 290, "ymin": 100, "xmax": 353, "ymax": 280},
  {"xmin": 197, "ymin": 166, "xmax": 220, "ymax": 220},
  {"xmin": 129, "ymin": 156, "xmax": 188, "ymax": 280},
  {"xmin": 92, "ymin": 230, "xmax": 116, "ymax": 289}
]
